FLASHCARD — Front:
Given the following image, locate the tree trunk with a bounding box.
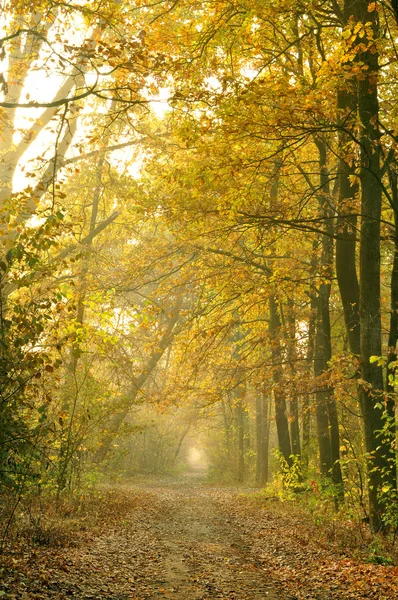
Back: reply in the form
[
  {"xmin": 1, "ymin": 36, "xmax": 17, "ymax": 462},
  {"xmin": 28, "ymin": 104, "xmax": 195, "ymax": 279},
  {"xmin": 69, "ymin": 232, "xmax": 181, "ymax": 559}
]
[
  {"xmin": 235, "ymin": 388, "xmax": 245, "ymax": 483},
  {"xmin": 313, "ymin": 140, "xmax": 343, "ymax": 491},
  {"xmin": 302, "ymin": 244, "xmax": 318, "ymax": 472},
  {"xmin": 353, "ymin": 0, "xmax": 396, "ymax": 531},
  {"xmin": 256, "ymin": 390, "xmax": 270, "ymax": 486},
  {"xmin": 280, "ymin": 300, "xmax": 301, "ymax": 456},
  {"xmin": 386, "ymin": 168, "xmax": 398, "ymax": 446},
  {"xmin": 336, "ymin": 83, "xmax": 360, "ymax": 357},
  {"xmin": 173, "ymin": 424, "xmax": 191, "ymax": 462},
  {"xmin": 256, "ymin": 394, "xmax": 262, "ymax": 484},
  {"xmin": 222, "ymin": 397, "xmax": 232, "ymax": 468},
  {"xmin": 267, "ymin": 161, "xmax": 292, "ymax": 468},
  {"xmin": 261, "ymin": 392, "xmax": 271, "ymax": 485},
  {"xmin": 314, "ymin": 294, "xmax": 333, "ymax": 478},
  {"xmin": 269, "ymin": 294, "xmax": 292, "ymax": 467},
  {"xmin": 94, "ymin": 304, "xmax": 181, "ymax": 463}
]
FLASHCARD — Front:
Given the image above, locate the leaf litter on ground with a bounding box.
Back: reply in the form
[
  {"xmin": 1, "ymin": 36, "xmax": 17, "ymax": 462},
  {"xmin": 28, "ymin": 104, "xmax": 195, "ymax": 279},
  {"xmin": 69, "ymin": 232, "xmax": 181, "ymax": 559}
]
[{"xmin": 0, "ymin": 476, "xmax": 397, "ymax": 600}]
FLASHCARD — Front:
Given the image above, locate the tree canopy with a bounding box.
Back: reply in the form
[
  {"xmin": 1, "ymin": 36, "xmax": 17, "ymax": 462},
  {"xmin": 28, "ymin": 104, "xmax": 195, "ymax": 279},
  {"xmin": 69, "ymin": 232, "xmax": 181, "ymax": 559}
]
[{"xmin": 1, "ymin": 0, "xmax": 398, "ymax": 536}]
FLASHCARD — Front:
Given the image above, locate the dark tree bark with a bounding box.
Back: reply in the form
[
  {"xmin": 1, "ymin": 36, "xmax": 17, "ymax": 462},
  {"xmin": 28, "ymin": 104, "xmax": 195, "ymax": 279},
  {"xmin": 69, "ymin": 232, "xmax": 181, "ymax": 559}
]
[
  {"xmin": 352, "ymin": 0, "xmax": 397, "ymax": 531},
  {"xmin": 267, "ymin": 161, "xmax": 292, "ymax": 468},
  {"xmin": 269, "ymin": 294, "xmax": 292, "ymax": 467},
  {"xmin": 280, "ymin": 300, "xmax": 301, "ymax": 457},
  {"xmin": 313, "ymin": 140, "xmax": 343, "ymax": 491},
  {"xmin": 336, "ymin": 87, "xmax": 360, "ymax": 357},
  {"xmin": 333, "ymin": 10, "xmax": 361, "ymax": 479},
  {"xmin": 314, "ymin": 304, "xmax": 333, "ymax": 479}
]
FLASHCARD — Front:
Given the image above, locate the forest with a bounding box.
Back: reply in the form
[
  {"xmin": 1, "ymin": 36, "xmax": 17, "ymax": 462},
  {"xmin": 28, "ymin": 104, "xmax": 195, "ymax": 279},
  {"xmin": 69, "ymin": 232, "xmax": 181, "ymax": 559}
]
[{"xmin": 1, "ymin": 0, "xmax": 398, "ymax": 599}]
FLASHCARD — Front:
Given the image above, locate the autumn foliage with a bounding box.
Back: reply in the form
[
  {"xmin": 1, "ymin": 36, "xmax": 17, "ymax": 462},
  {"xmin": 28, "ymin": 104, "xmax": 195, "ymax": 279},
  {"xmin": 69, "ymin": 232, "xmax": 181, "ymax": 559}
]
[{"xmin": 0, "ymin": 0, "xmax": 398, "ymax": 562}]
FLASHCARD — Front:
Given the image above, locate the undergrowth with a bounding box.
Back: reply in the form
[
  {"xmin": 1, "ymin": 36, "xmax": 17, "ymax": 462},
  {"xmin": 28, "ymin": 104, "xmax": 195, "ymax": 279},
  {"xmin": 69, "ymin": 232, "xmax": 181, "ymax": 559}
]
[
  {"xmin": 246, "ymin": 483, "xmax": 398, "ymax": 566},
  {"xmin": 0, "ymin": 486, "xmax": 143, "ymax": 552}
]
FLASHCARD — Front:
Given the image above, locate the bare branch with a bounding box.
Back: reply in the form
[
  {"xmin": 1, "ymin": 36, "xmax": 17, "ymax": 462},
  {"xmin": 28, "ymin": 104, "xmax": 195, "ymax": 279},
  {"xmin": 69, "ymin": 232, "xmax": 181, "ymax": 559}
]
[{"xmin": 0, "ymin": 84, "xmax": 98, "ymax": 109}]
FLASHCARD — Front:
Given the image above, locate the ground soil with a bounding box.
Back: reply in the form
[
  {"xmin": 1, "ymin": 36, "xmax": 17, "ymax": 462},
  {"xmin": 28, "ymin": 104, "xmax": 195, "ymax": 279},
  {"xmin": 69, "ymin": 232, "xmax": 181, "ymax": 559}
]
[{"xmin": 1, "ymin": 472, "xmax": 397, "ymax": 600}]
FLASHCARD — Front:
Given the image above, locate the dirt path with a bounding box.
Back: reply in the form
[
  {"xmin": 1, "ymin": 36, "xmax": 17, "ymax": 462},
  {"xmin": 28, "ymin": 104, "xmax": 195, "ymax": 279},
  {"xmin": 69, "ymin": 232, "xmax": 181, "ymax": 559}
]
[
  {"xmin": 133, "ymin": 475, "xmax": 277, "ymax": 599},
  {"xmin": 1, "ymin": 474, "xmax": 398, "ymax": 600},
  {"xmin": 0, "ymin": 475, "xmax": 280, "ymax": 600}
]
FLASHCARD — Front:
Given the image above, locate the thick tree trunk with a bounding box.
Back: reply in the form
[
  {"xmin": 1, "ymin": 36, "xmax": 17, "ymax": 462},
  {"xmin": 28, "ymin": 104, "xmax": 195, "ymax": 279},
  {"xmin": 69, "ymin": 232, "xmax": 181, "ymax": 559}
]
[{"xmin": 353, "ymin": 0, "xmax": 396, "ymax": 531}]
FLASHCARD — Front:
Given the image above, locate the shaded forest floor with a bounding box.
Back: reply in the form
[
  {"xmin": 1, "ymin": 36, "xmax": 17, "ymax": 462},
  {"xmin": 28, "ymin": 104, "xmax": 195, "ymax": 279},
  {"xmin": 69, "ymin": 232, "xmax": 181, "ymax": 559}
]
[{"xmin": 1, "ymin": 474, "xmax": 398, "ymax": 600}]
